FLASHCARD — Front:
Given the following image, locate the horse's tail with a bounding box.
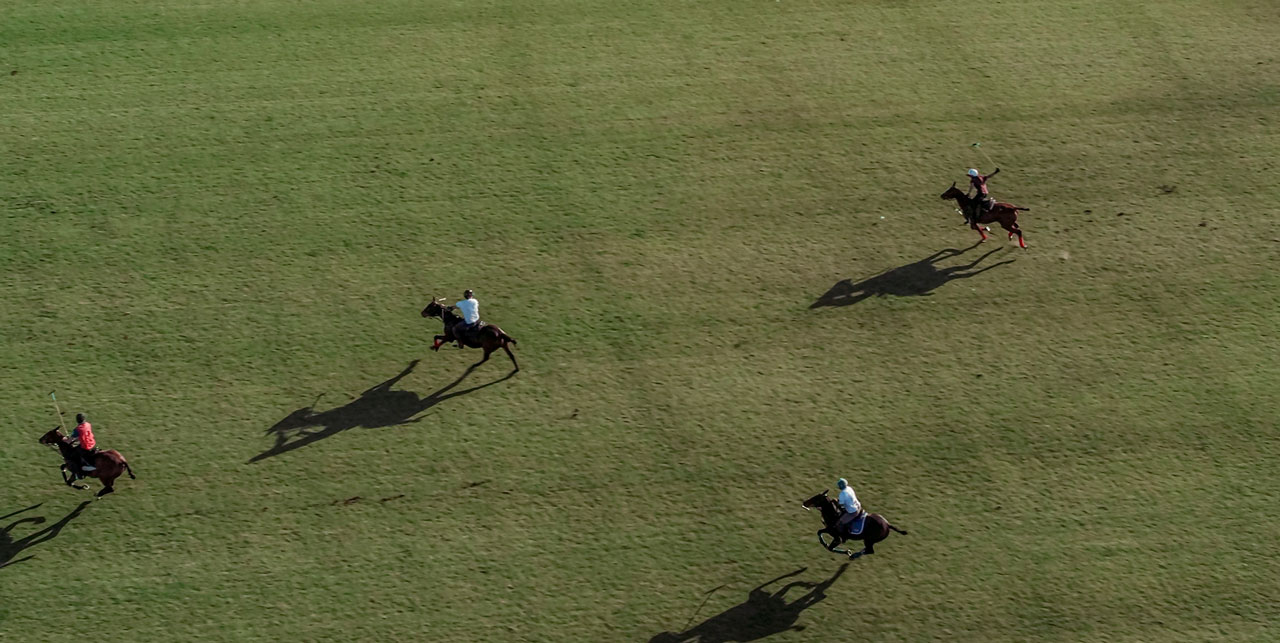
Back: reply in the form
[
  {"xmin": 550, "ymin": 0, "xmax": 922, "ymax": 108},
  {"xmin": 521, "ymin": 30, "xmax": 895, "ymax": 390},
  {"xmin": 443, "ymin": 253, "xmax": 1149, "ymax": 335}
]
[
  {"xmin": 1015, "ymin": 207, "xmax": 1030, "ymax": 211},
  {"xmin": 888, "ymin": 523, "xmax": 909, "ymax": 536},
  {"xmin": 124, "ymin": 459, "xmax": 136, "ymax": 480}
]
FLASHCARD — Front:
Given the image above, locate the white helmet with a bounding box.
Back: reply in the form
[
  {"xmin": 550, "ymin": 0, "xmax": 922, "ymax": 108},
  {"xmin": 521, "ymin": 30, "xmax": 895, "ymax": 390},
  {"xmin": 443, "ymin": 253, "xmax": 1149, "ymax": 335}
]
[
  {"xmin": 967, "ymin": 169, "xmax": 979, "ymax": 177},
  {"xmin": 836, "ymin": 478, "xmax": 848, "ymax": 490}
]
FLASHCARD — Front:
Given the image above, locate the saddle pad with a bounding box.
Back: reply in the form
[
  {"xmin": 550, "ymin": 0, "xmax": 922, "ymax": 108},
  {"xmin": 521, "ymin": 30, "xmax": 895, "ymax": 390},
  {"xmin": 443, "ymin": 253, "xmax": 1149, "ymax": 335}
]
[{"xmin": 847, "ymin": 514, "xmax": 867, "ymax": 537}]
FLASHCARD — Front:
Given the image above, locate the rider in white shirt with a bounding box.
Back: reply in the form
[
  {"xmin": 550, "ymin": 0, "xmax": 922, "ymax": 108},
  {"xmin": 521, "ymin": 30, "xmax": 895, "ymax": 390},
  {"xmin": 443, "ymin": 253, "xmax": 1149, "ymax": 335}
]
[
  {"xmin": 455, "ymin": 289, "xmax": 480, "ymax": 327},
  {"xmin": 835, "ymin": 478, "xmax": 863, "ymax": 534},
  {"xmin": 451, "ymin": 289, "xmax": 480, "ymax": 346}
]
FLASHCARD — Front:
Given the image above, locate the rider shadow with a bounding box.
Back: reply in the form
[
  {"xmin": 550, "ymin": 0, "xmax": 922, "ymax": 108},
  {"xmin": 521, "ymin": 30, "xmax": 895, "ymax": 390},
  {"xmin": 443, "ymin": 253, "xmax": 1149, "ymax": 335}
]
[
  {"xmin": 811, "ymin": 243, "xmax": 1015, "ymax": 308},
  {"xmin": 250, "ymin": 359, "xmax": 515, "ymax": 463},
  {"xmin": 650, "ymin": 564, "xmax": 848, "ymax": 643},
  {"xmin": 0, "ymin": 502, "xmax": 91, "ymax": 570}
]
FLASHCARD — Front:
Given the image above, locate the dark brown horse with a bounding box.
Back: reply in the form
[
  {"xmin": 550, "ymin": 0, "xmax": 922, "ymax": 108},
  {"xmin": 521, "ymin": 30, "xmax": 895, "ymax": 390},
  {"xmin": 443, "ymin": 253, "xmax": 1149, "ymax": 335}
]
[
  {"xmin": 421, "ymin": 299, "xmax": 519, "ymax": 371},
  {"xmin": 941, "ymin": 182, "xmax": 1030, "ymax": 248},
  {"xmin": 38, "ymin": 428, "xmax": 136, "ymax": 497},
  {"xmin": 802, "ymin": 490, "xmax": 907, "ymax": 559}
]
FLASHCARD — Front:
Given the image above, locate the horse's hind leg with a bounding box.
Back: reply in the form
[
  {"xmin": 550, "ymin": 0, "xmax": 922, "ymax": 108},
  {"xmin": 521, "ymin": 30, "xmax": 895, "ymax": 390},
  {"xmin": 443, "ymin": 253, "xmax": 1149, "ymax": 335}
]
[
  {"xmin": 96, "ymin": 477, "xmax": 116, "ymax": 498},
  {"xmin": 847, "ymin": 541, "xmax": 875, "ymax": 559},
  {"xmin": 96, "ymin": 486, "xmax": 114, "ymax": 498},
  {"xmin": 503, "ymin": 343, "xmax": 519, "ymax": 372}
]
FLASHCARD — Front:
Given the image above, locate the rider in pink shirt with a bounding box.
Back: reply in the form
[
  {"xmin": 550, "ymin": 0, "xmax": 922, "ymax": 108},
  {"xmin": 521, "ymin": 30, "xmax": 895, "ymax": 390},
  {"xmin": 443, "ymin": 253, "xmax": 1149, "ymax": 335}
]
[{"xmin": 966, "ymin": 167, "xmax": 1000, "ymax": 222}]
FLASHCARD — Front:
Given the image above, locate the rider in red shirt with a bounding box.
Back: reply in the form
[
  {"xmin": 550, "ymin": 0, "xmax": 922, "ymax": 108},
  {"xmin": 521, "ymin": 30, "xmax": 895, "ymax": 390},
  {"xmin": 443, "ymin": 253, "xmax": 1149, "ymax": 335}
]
[
  {"xmin": 69, "ymin": 413, "xmax": 97, "ymax": 471},
  {"xmin": 966, "ymin": 167, "xmax": 1000, "ymax": 222}
]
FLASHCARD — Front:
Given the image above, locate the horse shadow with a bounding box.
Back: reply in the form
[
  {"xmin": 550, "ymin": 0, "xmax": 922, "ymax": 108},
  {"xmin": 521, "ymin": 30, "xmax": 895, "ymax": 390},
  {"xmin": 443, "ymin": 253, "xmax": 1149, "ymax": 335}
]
[
  {"xmin": 250, "ymin": 360, "xmax": 515, "ymax": 463},
  {"xmin": 811, "ymin": 243, "xmax": 1015, "ymax": 308},
  {"xmin": 1, "ymin": 502, "xmax": 91, "ymax": 570},
  {"xmin": 650, "ymin": 564, "xmax": 848, "ymax": 643}
]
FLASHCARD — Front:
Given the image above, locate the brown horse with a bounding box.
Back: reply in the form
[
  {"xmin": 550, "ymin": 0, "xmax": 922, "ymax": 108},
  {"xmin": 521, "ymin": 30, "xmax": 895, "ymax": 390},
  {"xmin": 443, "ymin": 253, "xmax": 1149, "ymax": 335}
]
[
  {"xmin": 421, "ymin": 299, "xmax": 519, "ymax": 371},
  {"xmin": 941, "ymin": 182, "xmax": 1029, "ymax": 248},
  {"xmin": 38, "ymin": 428, "xmax": 136, "ymax": 497},
  {"xmin": 802, "ymin": 490, "xmax": 907, "ymax": 559}
]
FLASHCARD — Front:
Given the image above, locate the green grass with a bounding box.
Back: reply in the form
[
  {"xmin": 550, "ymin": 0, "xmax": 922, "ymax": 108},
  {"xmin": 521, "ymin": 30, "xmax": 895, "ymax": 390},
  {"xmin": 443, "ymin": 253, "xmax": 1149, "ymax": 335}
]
[{"xmin": 1, "ymin": 0, "xmax": 1278, "ymax": 640}]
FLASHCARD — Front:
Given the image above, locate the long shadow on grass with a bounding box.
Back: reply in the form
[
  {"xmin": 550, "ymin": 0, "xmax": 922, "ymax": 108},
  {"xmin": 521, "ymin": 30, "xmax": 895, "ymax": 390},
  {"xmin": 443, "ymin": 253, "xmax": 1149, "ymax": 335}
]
[
  {"xmin": 1, "ymin": 501, "xmax": 92, "ymax": 570},
  {"xmin": 250, "ymin": 360, "xmax": 515, "ymax": 463},
  {"xmin": 650, "ymin": 564, "xmax": 848, "ymax": 643},
  {"xmin": 811, "ymin": 242, "xmax": 1014, "ymax": 308}
]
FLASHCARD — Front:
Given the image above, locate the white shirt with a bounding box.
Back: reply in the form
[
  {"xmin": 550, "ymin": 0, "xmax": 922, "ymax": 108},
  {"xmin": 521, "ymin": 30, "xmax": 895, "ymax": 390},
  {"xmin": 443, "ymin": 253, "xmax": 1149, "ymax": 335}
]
[
  {"xmin": 455, "ymin": 298, "xmax": 480, "ymax": 324},
  {"xmin": 838, "ymin": 487, "xmax": 860, "ymax": 514}
]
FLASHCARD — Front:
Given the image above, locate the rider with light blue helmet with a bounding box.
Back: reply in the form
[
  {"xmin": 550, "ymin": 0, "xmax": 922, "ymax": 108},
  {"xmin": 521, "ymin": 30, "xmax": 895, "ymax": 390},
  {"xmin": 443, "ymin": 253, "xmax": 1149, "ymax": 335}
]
[
  {"xmin": 965, "ymin": 167, "xmax": 1000, "ymax": 223},
  {"xmin": 835, "ymin": 478, "xmax": 864, "ymax": 535}
]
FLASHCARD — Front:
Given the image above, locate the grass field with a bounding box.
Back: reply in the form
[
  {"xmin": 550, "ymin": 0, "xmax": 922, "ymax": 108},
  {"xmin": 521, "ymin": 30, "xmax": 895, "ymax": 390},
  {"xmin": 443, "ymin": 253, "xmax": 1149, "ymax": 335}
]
[{"xmin": 2, "ymin": 0, "xmax": 1278, "ymax": 641}]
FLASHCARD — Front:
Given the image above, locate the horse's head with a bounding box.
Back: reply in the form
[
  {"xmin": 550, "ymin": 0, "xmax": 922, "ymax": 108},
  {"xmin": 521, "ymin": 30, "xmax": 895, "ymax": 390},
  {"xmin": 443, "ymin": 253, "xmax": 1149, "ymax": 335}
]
[
  {"xmin": 802, "ymin": 489, "xmax": 832, "ymax": 511},
  {"xmin": 38, "ymin": 427, "xmax": 66, "ymax": 446},
  {"xmin": 940, "ymin": 182, "xmax": 965, "ymax": 201},
  {"xmin": 803, "ymin": 489, "xmax": 841, "ymax": 528},
  {"xmin": 421, "ymin": 298, "xmax": 447, "ymax": 319}
]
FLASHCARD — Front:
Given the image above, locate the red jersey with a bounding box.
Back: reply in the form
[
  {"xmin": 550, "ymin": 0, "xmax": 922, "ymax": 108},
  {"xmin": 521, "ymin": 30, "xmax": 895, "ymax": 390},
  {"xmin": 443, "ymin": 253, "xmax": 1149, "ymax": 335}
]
[{"xmin": 73, "ymin": 422, "xmax": 95, "ymax": 450}]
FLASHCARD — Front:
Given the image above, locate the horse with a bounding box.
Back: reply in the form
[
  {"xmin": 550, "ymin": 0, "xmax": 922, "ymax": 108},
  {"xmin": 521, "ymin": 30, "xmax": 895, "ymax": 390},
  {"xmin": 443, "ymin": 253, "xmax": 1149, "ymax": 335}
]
[
  {"xmin": 38, "ymin": 428, "xmax": 136, "ymax": 498},
  {"xmin": 421, "ymin": 299, "xmax": 519, "ymax": 371},
  {"xmin": 802, "ymin": 490, "xmax": 908, "ymax": 559},
  {"xmin": 941, "ymin": 182, "xmax": 1030, "ymax": 249}
]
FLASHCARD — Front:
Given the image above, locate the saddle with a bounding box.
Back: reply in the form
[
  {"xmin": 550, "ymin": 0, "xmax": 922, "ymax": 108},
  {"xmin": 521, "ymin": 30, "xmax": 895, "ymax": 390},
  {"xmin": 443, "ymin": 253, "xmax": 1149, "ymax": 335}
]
[
  {"xmin": 451, "ymin": 320, "xmax": 487, "ymax": 346},
  {"xmin": 842, "ymin": 511, "xmax": 867, "ymax": 537},
  {"xmin": 66, "ymin": 449, "xmax": 98, "ymax": 478}
]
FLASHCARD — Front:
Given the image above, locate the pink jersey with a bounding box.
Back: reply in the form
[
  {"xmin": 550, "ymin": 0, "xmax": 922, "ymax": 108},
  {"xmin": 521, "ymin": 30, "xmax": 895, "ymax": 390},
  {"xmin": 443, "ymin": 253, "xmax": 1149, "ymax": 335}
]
[
  {"xmin": 73, "ymin": 422, "xmax": 95, "ymax": 450},
  {"xmin": 970, "ymin": 174, "xmax": 991, "ymax": 196}
]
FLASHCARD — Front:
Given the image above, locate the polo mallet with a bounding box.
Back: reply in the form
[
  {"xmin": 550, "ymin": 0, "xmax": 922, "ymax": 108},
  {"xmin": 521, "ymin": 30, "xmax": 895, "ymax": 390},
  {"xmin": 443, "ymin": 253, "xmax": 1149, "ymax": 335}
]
[
  {"xmin": 681, "ymin": 584, "xmax": 726, "ymax": 632},
  {"xmin": 50, "ymin": 391, "xmax": 67, "ymax": 432},
  {"xmin": 970, "ymin": 142, "xmax": 998, "ymax": 171}
]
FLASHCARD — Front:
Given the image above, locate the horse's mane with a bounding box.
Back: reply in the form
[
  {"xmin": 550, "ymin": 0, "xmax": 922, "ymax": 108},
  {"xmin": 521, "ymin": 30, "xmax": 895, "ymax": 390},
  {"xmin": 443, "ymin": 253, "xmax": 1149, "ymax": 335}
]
[{"xmin": 809, "ymin": 493, "xmax": 840, "ymax": 524}]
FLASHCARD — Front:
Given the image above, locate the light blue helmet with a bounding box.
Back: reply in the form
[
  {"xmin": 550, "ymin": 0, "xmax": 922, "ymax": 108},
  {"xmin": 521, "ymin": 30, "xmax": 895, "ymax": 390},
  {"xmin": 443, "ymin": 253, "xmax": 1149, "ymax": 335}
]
[
  {"xmin": 967, "ymin": 168, "xmax": 979, "ymax": 177},
  {"xmin": 836, "ymin": 478, "xmax": 848, "ymax": 490}
]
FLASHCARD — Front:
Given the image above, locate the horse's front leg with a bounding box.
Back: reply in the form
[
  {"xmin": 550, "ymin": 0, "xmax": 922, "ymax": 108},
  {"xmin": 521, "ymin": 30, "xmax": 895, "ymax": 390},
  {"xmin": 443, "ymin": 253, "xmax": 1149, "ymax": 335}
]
[
  {"xmin": 817, "ymin": 529, "xmax": 848, "ymax": 555},
  {"xmin": 431, "ymin": 335, "xmax": 446, "ymax": 351},
  {"xmin": 971, "ymin": 221, "xmax": 989, "ymax": 242},
  {"xmin": 59, "ymin": 465, "xmax": 86, "ymax": 490}
]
